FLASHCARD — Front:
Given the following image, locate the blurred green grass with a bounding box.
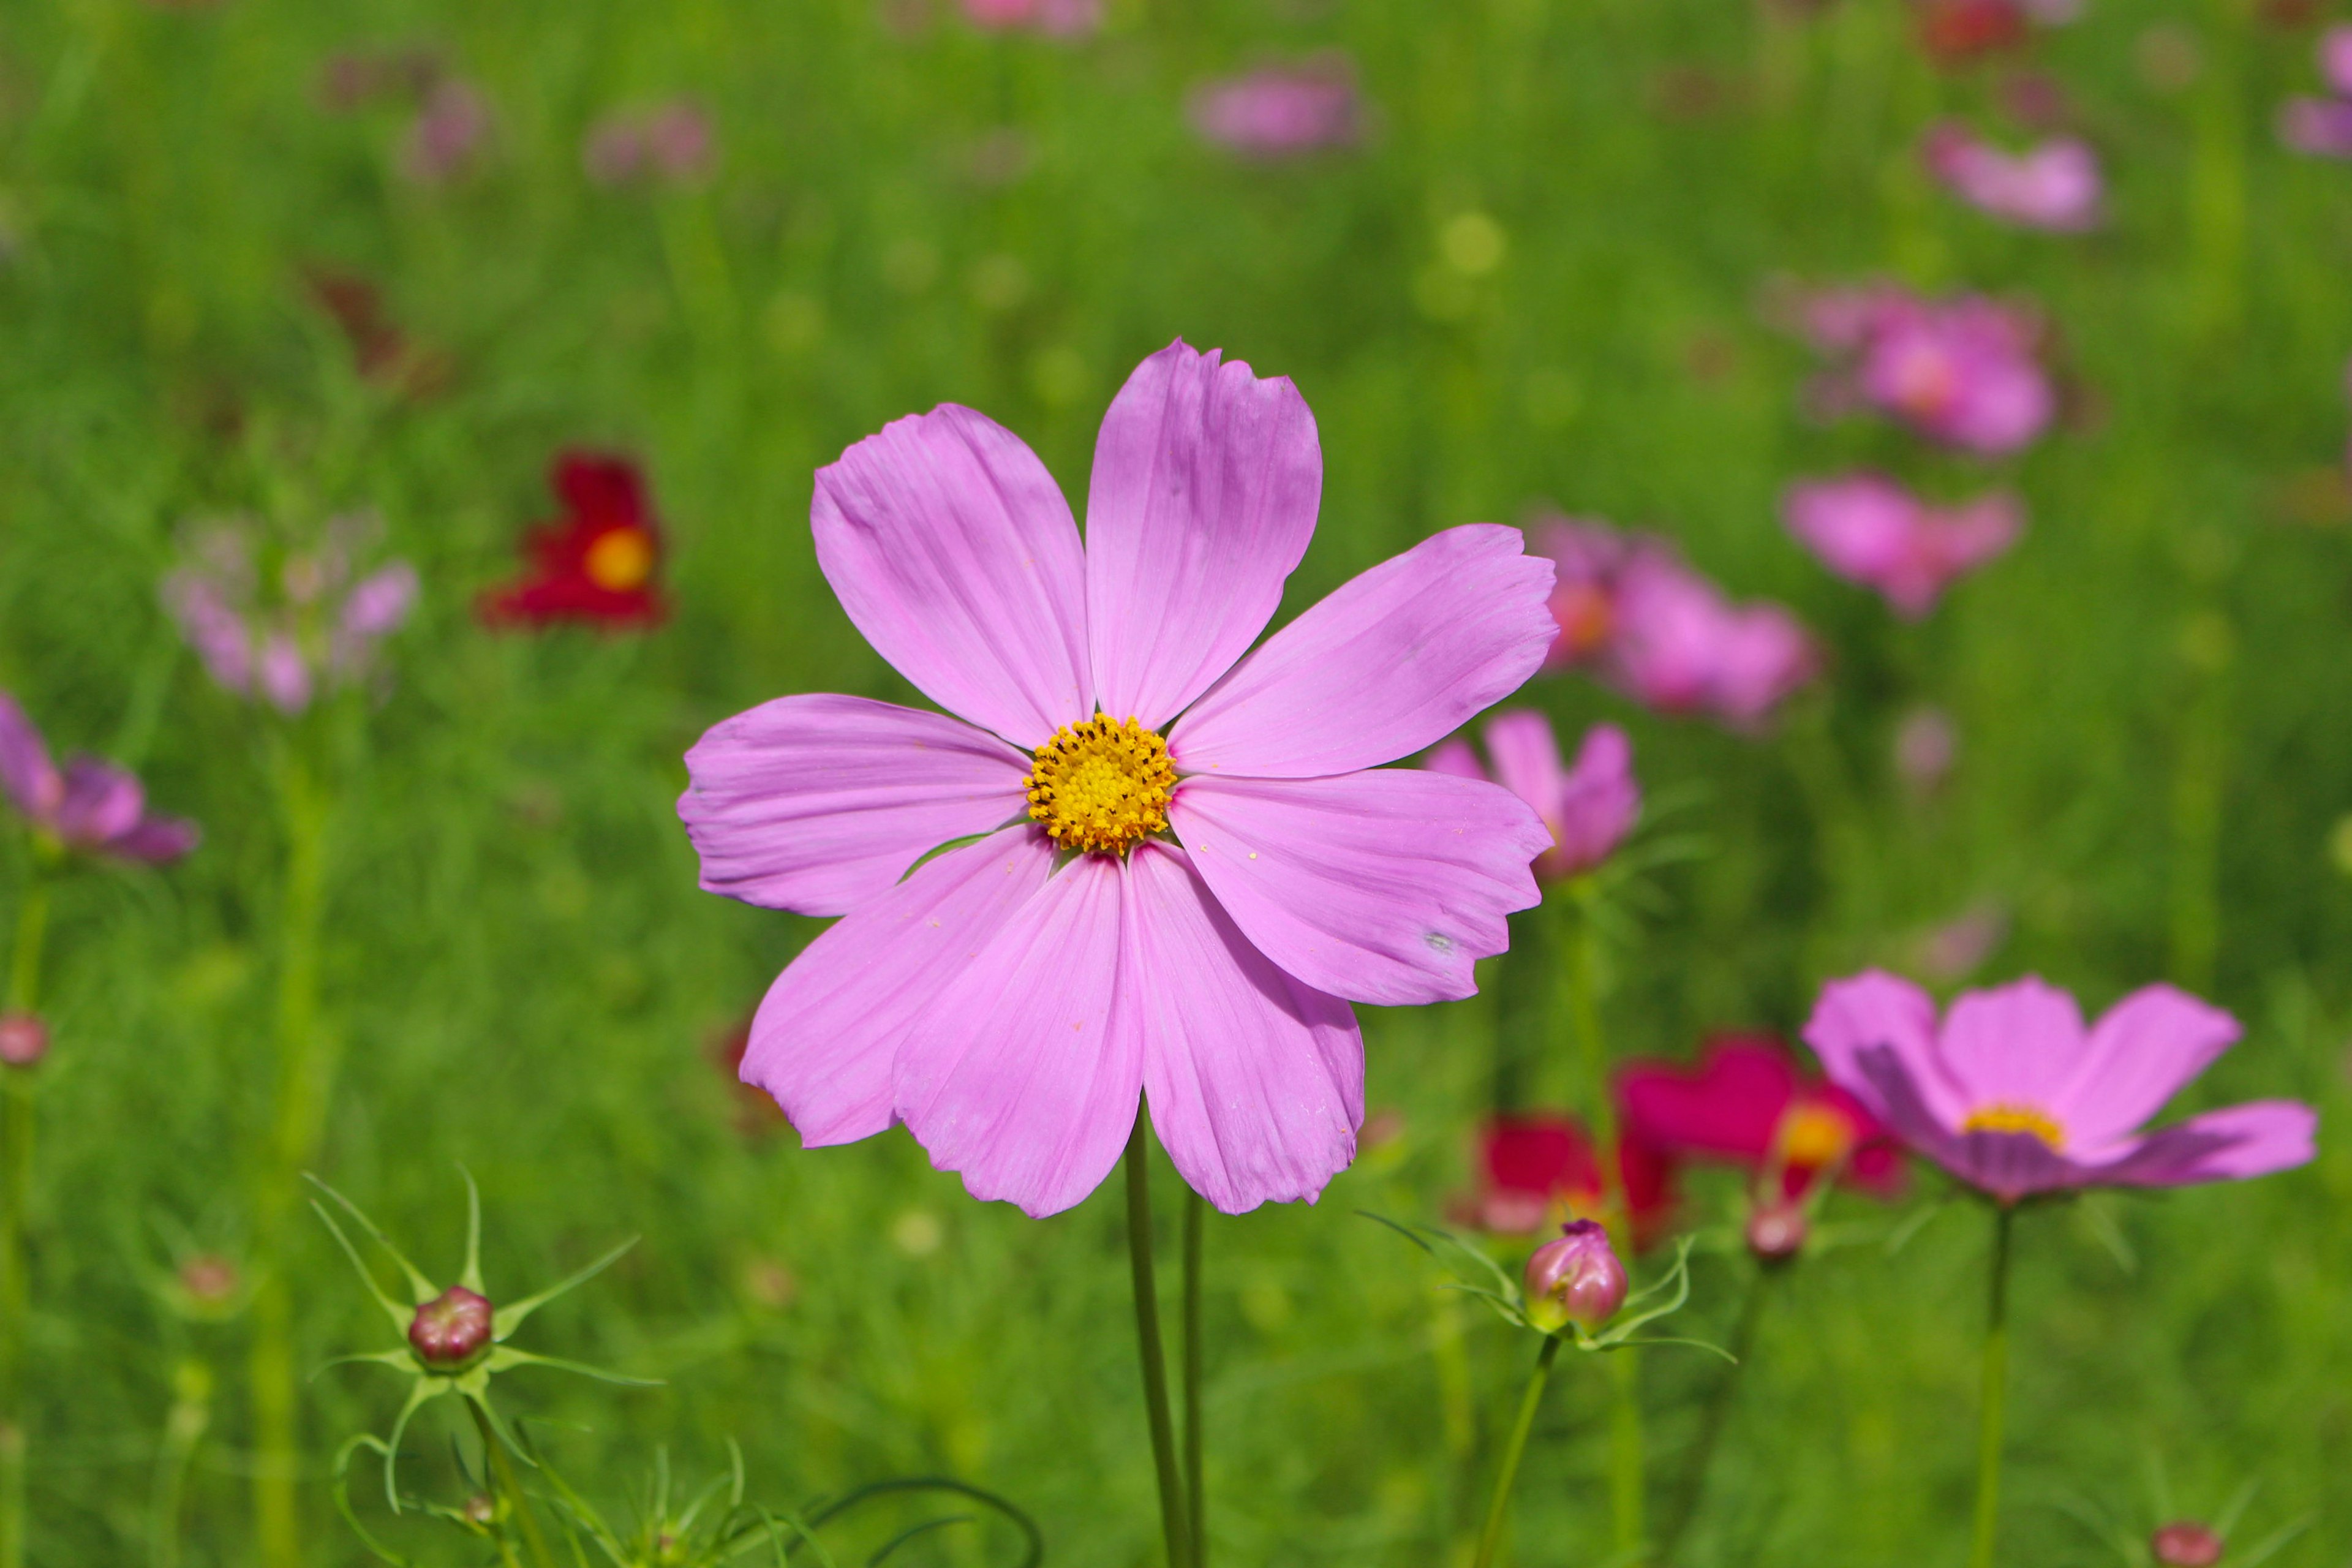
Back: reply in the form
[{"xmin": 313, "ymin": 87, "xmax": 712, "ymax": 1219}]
[{"xmin": 2, "ymin": 0, "xmax": 2351, "ymax": 1561}]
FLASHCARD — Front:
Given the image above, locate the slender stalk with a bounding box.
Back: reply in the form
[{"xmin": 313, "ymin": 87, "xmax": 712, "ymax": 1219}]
[
  {"xmin": 1471, "ymin": 1333, "xmax": 1562, "ymax": 1568},
  {"xmin": 1123, "ymin": 1114, "xmax": 1191, "ymax": 1568},
  {"xmin": 469, "ymin": 1402, "xmax": 556, "ymax": 1568},
  {"xmin": 1607, "ymin": 1351, "xmax": 1646, "ymax": 1559},
  {"xmin": 0, "ymin": 870, "xmax": 48, "ymax": 1568},
  {"xmin": 1969, "ymin": 1205, "xmax": 2016, "ymax": 1568},
  {"xmin": 148, "ymin": 1360, "xmax": 212, "ymax": 1568},
  {"xmin": 1660, "ymin": 1265, "xmax": 1771, "ymax": 1556},
  {"xmin": 1182, "ymin": 1187, "xmax": 1205, "ymax": 1568}
]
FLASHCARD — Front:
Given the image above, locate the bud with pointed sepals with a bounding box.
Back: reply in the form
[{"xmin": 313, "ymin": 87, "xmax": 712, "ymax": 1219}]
[
  {"xmin": 1744, "ymin": 1202, "xmax": 1808, "ymax": 1265},
  {"xmin": 1523, "ymin": 1218, "xmax": 1628, "ymax": 1334},
  {"xmin": 0, "ymin": 1014, "xmax": 47, "ymax": 1069},
  {"xmin": 2150, "ymin": 1521, "xmax": 2223, "ymax": 1568},
  {"xmin": 408, "ymin": 1285, "xmax": 494, "ymax": 1371}
]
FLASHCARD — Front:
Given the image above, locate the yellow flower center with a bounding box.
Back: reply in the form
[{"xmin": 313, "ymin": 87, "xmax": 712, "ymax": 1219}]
[
  {"xmin": 1959, "ymin": 1102, "xmax": 2064, "ymax": 1149},
  {"xmin": 584, "ymin": 527, "xmax": 655, "ymax": 592},
  {"xmin": 1775, "ymin": 1101, "xmax": 1856, "ymax": 1169},
  {"xmin": 1025, "ymin": 714, "xmax": 1176, "ymax": 856}
]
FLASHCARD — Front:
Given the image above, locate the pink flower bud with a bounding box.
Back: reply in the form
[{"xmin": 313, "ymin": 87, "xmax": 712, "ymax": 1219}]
[
  {"xmin": 2150, "ymin": 1522, "xmax": 2223, "ymax": 1568},
  {"xmin": 408, "ymin": 1285, "xmax": 494, "ymax": 1370},
  {"xmin": 0, "ymin": 1014, "xmax": 47, "ymax": 1069},
  {"xmin": 1523, "ymin": 1218, "xmax": 1627, "ymax": 1334},
  {"xmin": 178, "ymin": 1254, "xmax": 240, "ymax": 1307},
  {"xmin": 1744, "ymin": 1203, "xmax": 1809, "ymax": 1264}
]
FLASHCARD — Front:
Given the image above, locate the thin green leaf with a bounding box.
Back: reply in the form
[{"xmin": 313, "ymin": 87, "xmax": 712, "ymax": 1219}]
[
  {"xmin": 380, "ymin": 1378, "xmax": 447, "ymax": 1512},
  {"xmin": 1355, "ymin": 1209, "xmax": 1437, "ymax": 1256},
  {"xmin": 458, "ymin": 1165, "xmax": 485, "ymax": 1296},
  {"xmin": 331, "ymin": 1436, "xmax": 423, "ymax": 1567},
  {"xmin": 2231, "ymin": 1514, "xmax": 2315, "ymax": 1568},
  {"xmin": 492, "ymin": 1237, "xmax": 639, "ymax": 1340},
  {"xmin": 2210, "ymin": 1477, "xmax": 2260, "ymax": 1537},
  {"xmin": 484, "ymin": 1345, "xmax": 663, "ymax": 1388},
  {"xmin": 311, "ymin": 1349, "xmax": 415, "ymax": 1382},
  {"xmin": 309, "ymin": 1199, "xmax": 413, "ymax": 1335},
  {"xmin": 306, "ymin": 1175, "xmax": 439, "ymax": 1305}
]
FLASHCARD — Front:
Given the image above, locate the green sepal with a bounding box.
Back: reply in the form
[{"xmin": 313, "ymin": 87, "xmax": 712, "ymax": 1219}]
[
  {"xmin": 458, "ymin": 1166, "xmax": 486, "ymax": 1296},
  {"xmin": 492, "ymin": 1236, "xmax": 638, "ymax": 1341},
  {"xmin": 309, "ymin": 1197, "xmax": 415, "ymax": 1336},
  {"xmin": 381, "ymin": 1376, "xmax": 453, "ymax": 1510},
  {"xmin": 307, "ymin": 1174, "xmax": 440, "ymax": 1305},
  {"xmin": 485, "ymin": 1344, "xmax": 662, "ymax": 1389}
]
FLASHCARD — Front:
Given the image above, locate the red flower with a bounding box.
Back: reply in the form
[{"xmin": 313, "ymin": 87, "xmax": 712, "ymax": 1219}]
[
  {"xmin": 710, "ymin": 1014, "xmax": 785, "ymax": 1137},
  {"xmin": 1466, "ymin": 1113, "xmax": 1678, "ymax": 1250},
  {"xmin": 480, "ymin": 453, "xmax": 668, "ymax": 629},
  {"xmin": 1616, "ymin": 1033, "xmax": 1906, "ymax": 1200},
  {"xmin": 1914, "ymin": 0, "xmax": 2030, "ymax": 66}
]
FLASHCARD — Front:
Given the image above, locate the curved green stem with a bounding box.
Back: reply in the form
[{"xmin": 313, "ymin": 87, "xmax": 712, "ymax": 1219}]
[
  {"xmin": 1969, "ymin": 1205, "xmax": 2016, "ymax": 1568},
  {"xmin": 469, "ymin": 1403, "xmax": 555, "ymax": 1568},
  {"xmin": 1182, "ymin": 1187, "xmax": 1205, "ymax": 1568},
  {"xmin": 1472, "ymin": 1334, "xmax": 1562, "ymax": 1568},
  {"xmin": 1123, "ymin": 1114, "xmax": 1191, "ymax": 1568}
]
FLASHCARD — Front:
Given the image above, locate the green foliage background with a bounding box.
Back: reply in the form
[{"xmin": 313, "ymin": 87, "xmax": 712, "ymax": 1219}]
[{"xmin": 0, "ymin": 0, "xmax": 2348, "ymax": 1561}]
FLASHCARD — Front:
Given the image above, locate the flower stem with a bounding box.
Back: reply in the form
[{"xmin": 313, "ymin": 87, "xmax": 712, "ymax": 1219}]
[
  {"xmin": 469, "ymin": 1402, "xmax": 556, "ymax": 1568},
  {"xmin": 148, "ymin": 1361, "xmax": 211, "ymax": 1568},
  {"xmin": 1471, "ymin": 1333, "xmax": 1562, "ymax": 1568},
  {"xmin": 1182, "ymin": 1186, "xmax": 1206, "ymax": 1568},
  {"xmin": 0, "ymin": 870, "xmax": 47, "ymax": 1568},
  {"xmin": 1124, "ymin": 1112, "xmax": 1192, "ymax": 1568},
  {"xmin": 1660, "ymin": 1264, "xmax": 1771, "ymax": 1556},
  {"xmin": 1969, "ymin": 1204, "xmax": 2016, "ymax": 1568},
  {"xmin": 1608, "ymin": 1350, "xmax": 1646, "ymax": 1560}
]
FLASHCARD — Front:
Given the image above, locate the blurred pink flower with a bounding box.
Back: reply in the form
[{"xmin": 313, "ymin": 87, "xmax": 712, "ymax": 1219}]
[
  {"xmin": 2277, "ymin": 28, "xmax": 2352, "ymax": 157},
  {"xmin": 1783, "ymin": 472, "xmax": 2022, "ymax": 617},
  {"xmin": 1913, "ymin": 902, "xmax": 2009, "ymax": 982},
  {"xmin": 960, "ymin": 0, "xmax": 1101, "ymax": 36},
  {"xmin": 162, "ymin": 516, "xmax": 418, "ymax": 715},
  {"xmin": 584, "ymin": 98, "xmax": 717, "ymax": 187},
  {"xmin": 1428, "ymin": 712, "xmax": 1638, "ymax": 882},
  {"xmin": 1532, "ymin": 516, "xmax": 1815, "ymax": 727},
  {"xmin": 2324, "ymin": 24, "xmax": 2352, "ymax": 94},
  {"xmin": 1793, "ymin": 284, "xmax": 2055, "ymax": 456},
  {"xmin": 1804, "ymin": 972, "xmax": 2316, "ymax": 1204},
  {"xmin": 1893, "ymin": 705, "xmax": 1959, "ymax": 790},
  {"xmin": 1189, "ymin": 57, "xmax": 1363, "ymax": 158},
  {"xmin": 1923, "ymin": 121, "xmax": 2101, "ymax": 230},
  {"xmin": 400, "ymin": 79, "xmax": 492, "ymax": 184},
  {"xmin": 0, "ymin": 693, "xmax": 198, "ymax": 863}
]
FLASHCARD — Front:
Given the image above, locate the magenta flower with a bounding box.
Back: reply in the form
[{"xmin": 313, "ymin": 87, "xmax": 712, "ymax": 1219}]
[
  {"xmin": 678, "ymin": 342, "xmax": 1556, "ymax": 1217},
  {"xmin": 399, "ymin": 78, "xmax": 492, "ymax": 185},
  {"xmin": 0, "ymin": 693, "xmax": 197, "ymax": 863},
  {"xmin": 1428, "ymin": 712, "xmax": 1636, "ymax": 881},
  {"xmin": 2280, "ymin": 28, "xmax": 2352, "ymax": 157},
  {"xmin": 1803, "ymin": 971, "xmax": 2316, "ymax": 1205},
  {"xmin": 583, "ymin": 98, "xmax": 717, "ymax": 187},
  {"xmin": 1793, "ymin": 285, "xmax": 2055, "ymax": 456},
  {"xmin": 959, "ymin": 0, "xmax": 1101, "ymax": 36},
  {"xmin": 1188, "ymin": 56, "xmax": 1364, "ymax": 159},
  {"xmin": 1783, "ymin": 472, "xmax": 2022, "ymax": 618},
  {"xmin": 162, "ymin": 515, "xmax": 418, "ymax": 715},
  {"xmin": 1922, "ymin": 121, "xmax": 2101, "ymax": 231},
  {"xmin": 1532, "ymin": 517, "xmax": 1815, "ymax": 727}
]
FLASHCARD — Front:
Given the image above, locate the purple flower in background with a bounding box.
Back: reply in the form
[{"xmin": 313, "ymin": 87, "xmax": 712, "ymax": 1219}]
[
  {"xmin": 1532, "ymin": 516, "xmax": 1815, "ymax": 727},
  {"xmin": 960, "ymin": 0, "xmax": 1101, "ymax": 36},
  {"xmin": 1804, "ymin": 971, "xmax": 2316, "ymax": 1205},
  {"xmin": 1429, "ymin": 714, "xmax": 1637, "ymax": 882},
  {"xmin": 1189, "ymin": 56, "xmax": 1364, "ymax": 159},
  {"xmin": 2278, "ymin": 28, "xmax": 2352, "ymax": 156},
  {"xmin": 1792, "ymin": 284, "xmax": 2055, "ymax": 456},
  {"xmin": 677, "ymin": 341, "xmax": 1557, "ymax": 1218},
  {"xmin": 1784, "ymin": 473, "xmax": 2022, "ymax": 617},
  {"xmin": 1923, "ymin": 121, "xmax": 2101, "ymax": 230},
  {"xmin": 0, "ymin": 693, "xmax": 197, "ymax": 863},
  {"xmin": 583, "ymin": 98, "xmax": 717, "ymax": 187},
  {"xmin": 400, "ymin": 78, "xmax": 492, "ymax": 184},
  {"xmin": 162, "ymin": 514, "xmax": 417, "ymax": 715}
]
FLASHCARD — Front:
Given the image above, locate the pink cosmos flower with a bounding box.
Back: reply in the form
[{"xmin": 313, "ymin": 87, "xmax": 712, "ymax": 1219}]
[
  {"xmin": 1803, "ymin": 971, "xmax": 2316, "ymax": 1205},
  {"xmin": 960, "ymin": 0, "xmax": 1101, "ymax": 36},
  {"xmin": 677, "ymin": 342, "xmax": 1556, "ymax": 1218},
  {"xmin": 1532, "ymin": 517, "xmax": 1815, "ymax": 727},
  {"xmin": 1427, "ymin": 712, "xmax": 1637, "ymax": 881},
  {"xmin": 0, "ymin": 693, "xmax": 198, "ymax": 863},
  {"xmin": 1923, "ymin": 121, "xmax": 2102, "ymax": 230},
  {"xmin": 583, "ymin": 99, "xmax": 717, "ymax": 186},
  {"xmin": 1188, "ymin": 56, "xmax": 1364, "ymax": 159},
  {"xmin": 400, "ymin": 78, "xmax": 492, "ymax": 185},
  {"xmin": 1783, "ymin": 473, "xmax": 2022, "ymax": 618},
  {"xmin": 1793, "ymin": 285, "xmax": 2055, "ymax": 456}
]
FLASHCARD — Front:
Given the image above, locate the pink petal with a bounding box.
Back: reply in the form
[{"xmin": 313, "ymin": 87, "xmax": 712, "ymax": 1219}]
[
  {"xmin": 679, "ymin": 694, "xmax": 1031, "ymax": 918},
  {"xmin": 1169, "ymin": 768, "xmax": 1548, "ymax": 1006},
  {"xmin": 2078, "ymin": 1101, "xmax": 2318, "ymax": 1188},
  {"xmin": 1167, "ymin": 524, "xmax": 1556, "ymax": 778},
  {"xmin": 1480, "ymin": 710, "xmax": 1569, "ymax": 829},
  {"xmin": 0, "ymin": 693, "xmax": 61, "ymax": 821},
  {"xmin": 741, "ymin": 826, "xmax": 1057, "ymax": 1144},
  {"xmin": 1933, "ymin": 976, "xmax": 2087, "ymax": 1114},
  {"xmin": 1550, "ymin": 723, "xmax": 1638, "ymax": 874},
  {"xmin": 55, "ymin": 758, "xmax": 147, "ymax": 848},
  {"xmin": 892, "ymin": 854, "xmax": 1141, "ymax": 1217},
  {"xmin": 1084, "ymin": 342, "xmax": 1321, "ymax": 729},
  {"xmin": 1423, "ymin": 739, "xmax": 1485, "ymax": 781},
  {"xmin": 105, "ymin": 815, "xmax": 200, "ymax": 863},
  {"xmin": 1127, "ymin": 842, "xmax": 1362, "ymax": 1213},
  {"xmin": 813, "ymin": 405, "xmax": 1092, "ymax": 749},
  {"xmin": 1853, "ymin": 1045, "xmax": 2068, "ymax": 1202},
  {"xmin": 1803, "ymin": 970, "xmax": 1963, "ymax": 1127},
  {"xmin": 1617, "ymin": 1041, "xmax": 1795, "ymax": 1163},
  {"xmin": 2051, "ymin": 984, "xmax": 2241, "ymax": 1148}
]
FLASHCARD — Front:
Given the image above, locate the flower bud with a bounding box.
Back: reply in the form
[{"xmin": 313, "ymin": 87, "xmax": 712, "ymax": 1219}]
[
  {"xmin": 1745, "ymin": 1202, "xmax": 1809, "ymax": 1264},
  {"xmin": 408, "ymin": 1285, "xmax": 494, "ymax": 1370},
  {"xmin": 1523, "ymin": 1219, "xmax": 1628, "ymax": 1334},
  {"xmin": 0, "ymin": 1014, "xmax": 48, "ymax": 1069},
  {"xmin": 2149, "ymin": 1521, "xmax": 2223, "ymax": 1568},
  {"xmin": 179, "ymin": 1254, "xmax": 241, "ymax": 1310},
  {"xmin": 462, "ymin": 1494, "xmax": 496, "ymax": 1527}
]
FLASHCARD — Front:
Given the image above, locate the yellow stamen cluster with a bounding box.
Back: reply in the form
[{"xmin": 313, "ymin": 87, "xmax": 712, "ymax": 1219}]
[
  {"xmin": 1025, "ymin": 714, "xmax": 1175, "ymax": 856},
  {"xmin": 1774, "ymin": 1101, "xmax": 1856, "ymax": 1169},
  {"xmin": 584, "ymin": 527, "xmax": 656, "ymax": 592},
  {"xmin": 1960, "ymin": 1102, "xmax": 2064, "ymax": 1149}
]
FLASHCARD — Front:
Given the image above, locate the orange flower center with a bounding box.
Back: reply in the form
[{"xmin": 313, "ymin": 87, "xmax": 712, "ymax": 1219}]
[
  {"xmin": 584, "ymin": 527, "xmax": 655, "ymax": 592},
  {"xmin": 1553, "ymin": 584, "xmax": 1615, "ymax": 658},
  {"xmin": 1775, "ymin": 1101, "xmax": 1856, "ymax": 1169},
  {"xmin": 1960, "ymin": 1102, "xmax": 2064, "ymax": 1148},
  {"xmin": 1024, "ymin": 715, "xmax": 1175, "ymax": 856}
]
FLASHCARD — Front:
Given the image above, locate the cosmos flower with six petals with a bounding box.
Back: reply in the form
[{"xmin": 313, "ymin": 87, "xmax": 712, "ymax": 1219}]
[
  {"xmin": 679, "ymin": 342, "xmax": 1556, "ymax": 1217},
  {"xmin": 0, "ymin": 692, "xmax": 198, "ymax": 864}
]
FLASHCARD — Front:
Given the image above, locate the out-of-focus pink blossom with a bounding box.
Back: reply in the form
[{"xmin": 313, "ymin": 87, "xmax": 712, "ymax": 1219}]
[
  {"xmin": 1790, "ymin": 284, "xmax": 2056, "ymax": 456},
  {"xmin": 2321, "ymin": 25, "xmax": 2352, "ymax": 94},
  {"xmin": 1427, "ymin": 712, "xmax": 1638, "ymax": 882},
  {"xmin": 583, "ymin": 98, "xmax": 717, "ymax": 187},
  {"xmin": 959, "ymin": 0, "xmax": 1101, "ymax": 36},
  {"xmin": 1532, "ymin": 516, "xmax": 1815, "ymax": 728},
  {"xmin": 1189, "ymin": 57, "xmax": 1364, "ymax": 159},
  {"xmin": 2280, "ymin": 95, "xmax": 2352, "ymax": 157},
  {"xmin": 0, "ymin": 695, "xmax": 198, "ymax": 864},
  {"xmin": 1923, "ymin": 121, "xmax": 2101, "ymax": 230},
  {"xmin": 1913, "ymin": 902, "xmax": 2009, "ymax": 982},
  {"xmin": 163, "ymin": 516, "xmax": 417, "ymax": 715},
  {"xmin": 1894, "ymin": 706, "xmax": 1959, "ymax": 790},
  {"xmin": 1783, "ymin": 472, "xmax": 2022, "ymax": 617},
  {"xmin": 400, "ymin": 79, "xmax": 492, "ymax": 185}
]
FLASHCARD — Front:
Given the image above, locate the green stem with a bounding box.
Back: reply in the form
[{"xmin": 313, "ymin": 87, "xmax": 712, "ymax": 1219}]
[
  {"xmin": 1608, "ymin": 1349, "xmax": 1646, "ymax": 1560},
  {"xmin": 1182, "ymin": 1187, "xmax": 1205, "ymax": 1568},
  {"xmin": 148, "ymin": 1362, "xmax": 211, "ymax": 1568},
  {"xmin": 470, "ymin": 1402, "xmax": 556, "ymax": 1568},
  {"xmin": 1969, "ymin": 1205, "xmax": 2016, "ymax": 1568},
  {"xmin": 1660, "ymin": 1265, "xmax": 1771, "ymax": 1556},
  {"xmin": 1471, "ymin": 1334, "xmax": 1562, "ymax": 1568},
  {"xmin": 1, "ymin": 870, "xmax": 46, "ymax": 1568},
  {"xmin": 6, "ymin": 876, "xmax": 45, "ymax": 1016},
  {"xmin": 1124, "ymin": 1114, "xmax": 1191, "ymax": 1568}
]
